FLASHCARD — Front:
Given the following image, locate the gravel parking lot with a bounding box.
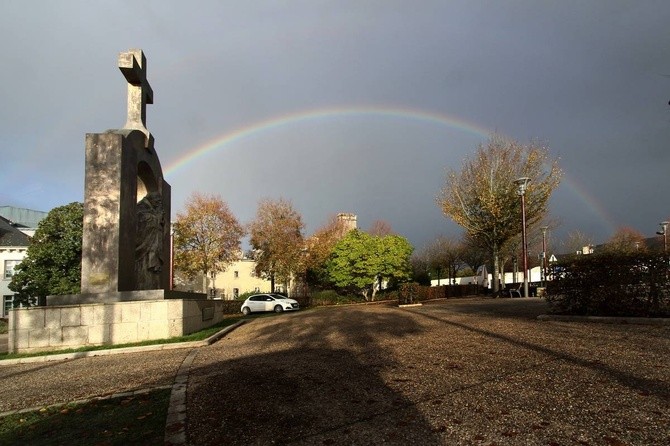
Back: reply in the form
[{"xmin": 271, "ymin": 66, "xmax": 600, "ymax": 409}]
[
  {"xmin": 1, "ymin": 297, "xmax": 668, "ymax": 445},
  {"xmin": 187, "ymin": 298, "xmax": 669, "ymax": 445}
]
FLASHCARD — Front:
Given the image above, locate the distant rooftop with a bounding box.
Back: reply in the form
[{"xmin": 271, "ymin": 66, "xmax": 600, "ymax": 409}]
[
  {"xmin": 0, "ymin": 215, "xmax": 31, "ymax": 247},
  {"xmin": 0, "ymin": 206, "xmax": 48, "ymax": 229}
]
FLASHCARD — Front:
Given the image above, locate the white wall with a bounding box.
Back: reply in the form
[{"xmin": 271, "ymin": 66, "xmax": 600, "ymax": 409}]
[{"xmin": 431, "ymin": 266, "xmax": 545, "ymax": 289}]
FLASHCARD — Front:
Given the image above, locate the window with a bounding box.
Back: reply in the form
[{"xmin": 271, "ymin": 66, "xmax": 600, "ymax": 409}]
[
  {"xmin": 3, "ymin": 260, "xmax": 21, "ymax": 279},
  {"xmin": 234, "ymin": 271, "xmax": 239, "ymax": 278},
  {"xmin": 233, "ymin": 288, "xmax": 239, "ymax": 299},
  {"xmin": 3, "ymin": 295, "xmax": 14, "ymax": 316}
]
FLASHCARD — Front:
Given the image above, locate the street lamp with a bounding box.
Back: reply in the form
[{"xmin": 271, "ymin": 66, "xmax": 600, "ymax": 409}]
[
  {"xmin": 541, "ymin": 226, "xmax": 549, "ymax": 287},
  {"xmin": 657, "ymin": 221, "xmax": 669, "ymax": 253},
  {"xmin": 515, "ymin": 177, "xmax": 531, "ymax": 298},
  {"xmin": 169, "ymin": 222, "xmax": 175, "ymax": 290}
]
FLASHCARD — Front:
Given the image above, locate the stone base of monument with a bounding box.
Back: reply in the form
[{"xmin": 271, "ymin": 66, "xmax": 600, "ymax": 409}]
[{"xmin": 7, "ymin": 292, "xmax": 232, "ymax": 354}]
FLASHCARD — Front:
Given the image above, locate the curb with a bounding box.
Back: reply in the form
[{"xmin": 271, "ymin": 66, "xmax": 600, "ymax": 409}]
[
  {"xmin": 0, "ymin": 320, "xmax": 248, "ymax": 366},
  {"xmin": 163, "ymin": 319, "xmax": 247, "ymax": 446},
  {"xmin": 164, "ymin": 349, "xmax": 197, "ymax": 446},
  {"xmin": 537, "ymin": 314, "xmax": 670, "ymax": 325}
]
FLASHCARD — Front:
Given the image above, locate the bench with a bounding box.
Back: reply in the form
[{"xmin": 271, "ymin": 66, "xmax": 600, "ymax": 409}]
[{"xmin": 509, "ymin": 284, "xmax": 522, "ymax": 298}]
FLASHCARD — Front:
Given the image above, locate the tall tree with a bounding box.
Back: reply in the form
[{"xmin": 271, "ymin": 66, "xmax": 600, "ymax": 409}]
[
  {"xmin": 9, "ymin": 202, "xmax": 84, "ymax": 303},
  {"xmin": 561, "ymin": 230, "xmax": 594, "ymax": 255},
  {"xmin": 460, "ymin": 234, "xmax": 489, "ymax": 275},
  {"xmin": 248, "ymin": 198, "xmax": 305, "ymax": 293},
  {"xmin": 368, "ymin": 220, "xmax": 394, "ymax": 237},
  {"xmin": 437, "ymin": 135, "xmax": 562, "ymax": 293},
  {"xmin": 377, "ymin": 234, "xmax": 414, "ymax": 290},
  {"xmin": 420, "ymin": 236, "xmax": 463, "ymax": 285},
  {"xmin": 602, "ymin": 227, "xmax": 647, "ymax": 254},
  {"xmin": 305, "ymin": 215, "xmax": 349, "ymax": 287},
  {"xmin": 173, "ymin": 192, "xmax": 244, "ymax": 296},
  {"xmin": 326, "ymin": 230, "xmax": 413, "ymax": 301},
  {"xmin": 410, "ymin": 252, "xmax": 431, "ymax": 285}
]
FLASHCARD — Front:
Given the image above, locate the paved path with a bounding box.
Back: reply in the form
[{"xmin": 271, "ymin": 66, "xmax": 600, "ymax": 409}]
[{"xmin": 1, "ymin": 298, "xmax": 669, "ymax": 445}]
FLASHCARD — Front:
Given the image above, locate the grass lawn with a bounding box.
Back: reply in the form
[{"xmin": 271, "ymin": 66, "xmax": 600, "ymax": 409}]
[{"xmin": 0, "ymin": 388, "xmax": 171, "ymax": 445}]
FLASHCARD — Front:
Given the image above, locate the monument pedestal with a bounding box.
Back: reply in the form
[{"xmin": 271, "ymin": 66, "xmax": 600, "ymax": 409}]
[
  {"xmin": 47, "ymin": 289, "xmax": 204, "ymax": 306},
  {"xmin": 8, "ymin": 292, "xmax": 230, "ymax": 354}
]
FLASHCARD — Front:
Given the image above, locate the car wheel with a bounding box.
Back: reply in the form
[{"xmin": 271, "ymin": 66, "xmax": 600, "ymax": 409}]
[
  {"xmin": 242, "ymin": 307, "xmax": 251, "ymax": 315},
  {"xmin": 274, "ymin": 305, "xmax": 283, "ymax": 313}
]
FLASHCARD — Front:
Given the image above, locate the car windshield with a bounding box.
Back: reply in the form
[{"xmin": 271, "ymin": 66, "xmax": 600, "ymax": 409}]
[{"xmin": 271, "ymin": 294, "xmax": 287, "ymax": 299}]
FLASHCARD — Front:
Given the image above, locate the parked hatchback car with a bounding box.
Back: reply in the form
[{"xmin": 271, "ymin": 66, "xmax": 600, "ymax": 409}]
[{"xmin": 240, "ymin": 293, "xmax": 300, "ymax": 315}]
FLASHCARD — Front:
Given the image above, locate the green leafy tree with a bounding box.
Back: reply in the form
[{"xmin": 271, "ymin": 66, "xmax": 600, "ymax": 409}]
[
  {"xmin": 326, "ymin": 230, "xmax": 413, "ymax": 301},
  {"xmin": 437, "ymin": 135, "xmax": 562, "ymax": 293},
  {"xmin": 173, "ymin": 192, "xmax": 245, "ymax": 296},
  {"xmin": 248, "ymin": 198, "xmax": 305, "ymax": 293},
  {"xmin": 9, "ymin": 202, "xmax": 84, "ymax": 303},
  {"xmin": 377, "ymin": 234, "xmax": 414, "ymax": 290}
]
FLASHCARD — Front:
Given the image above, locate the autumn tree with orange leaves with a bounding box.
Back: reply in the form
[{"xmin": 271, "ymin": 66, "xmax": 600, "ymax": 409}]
[
  {"xmin": 602, "ymin": 227, "xmax": 647, "ymax": 254},
  {"xmin": 173, "ymin": 193, "xmax": 245, "ymax": 296},
  {"xmin": 248, "ymin": 198, "xmax": 305, "ymax": 293},
  {"xmin": 304, "ymin": 215, "xmax": 351, "ymax": 286},
  {"xmin": 437, "ymin": 136, "xmax": 562, "ymax": 294}
]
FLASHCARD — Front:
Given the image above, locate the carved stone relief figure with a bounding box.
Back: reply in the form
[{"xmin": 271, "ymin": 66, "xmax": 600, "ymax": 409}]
[{"xmin": 135, "ymin": 191, "xmax": 164, "ymax": 289}]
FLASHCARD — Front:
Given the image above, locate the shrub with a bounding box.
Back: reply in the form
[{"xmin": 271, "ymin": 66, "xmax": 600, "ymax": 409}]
[
  {"xmin": 237, "ymin": 291, "xmax": 259, "ymax": 301},
  {"xmin": 310, "ymin": 290, "xmax": 363, "ymax": 306},
  {"xmin": 398, "ymin": 283, "xmax": 420, "ymax": 304},
  {"xmin": 546, "ymin": 252, "xmax": 670, "ymax": 317}
]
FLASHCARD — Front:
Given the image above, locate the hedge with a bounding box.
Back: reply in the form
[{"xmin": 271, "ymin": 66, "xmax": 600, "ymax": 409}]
[{"xmin": 545, "ymin": 253, "xmax": 670, "ymax": 317}]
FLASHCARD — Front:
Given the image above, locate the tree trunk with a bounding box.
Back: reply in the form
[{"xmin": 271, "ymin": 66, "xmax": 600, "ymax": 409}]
[
  {"xmin": 270, "ymin": 273, "xmax": 275, "ymax": 293},
  {"xmin": 492, "ymin": 244, "xmax": 500, "ymax": 295}
]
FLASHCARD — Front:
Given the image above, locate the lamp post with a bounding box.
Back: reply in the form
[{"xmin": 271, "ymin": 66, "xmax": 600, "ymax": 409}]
[
  {"xmin": 169, "ymin": 222, "xmax": 175, "ymax": 290},
  {"xmin": 515, "ymin": 177, "xmax": 531, "ymax": 298},
  {"xmin": 541, "ymin": 226, "xmax": 549, "ymax": 287},
  {"xmin": 657, "ymin": 221, "xmax": 669, "ymax": 253}
]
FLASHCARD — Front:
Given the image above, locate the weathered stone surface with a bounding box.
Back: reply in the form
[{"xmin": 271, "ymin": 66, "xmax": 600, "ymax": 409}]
[
  {"xmin": 80, "ymin": 49, "xmax": 171, "ymax": 296},
  {"xmin": 48, "ymin": 290, "xmax": 205, "ymax": 306},
  {"xmin": 9, "ymin": 299, "xmax": 226, "ymax": 353}
]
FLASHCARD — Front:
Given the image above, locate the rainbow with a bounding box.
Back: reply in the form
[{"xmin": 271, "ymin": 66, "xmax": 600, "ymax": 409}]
[
  {"xmin": 163, "ymin": 104, "xmax": 619, "ymax": 236},
  {"xmin": 163, "ymin": 105, "xmax": 492, "ymax": 175},
  {"xmin": 560, "ymin": 172, "xmax": 618, "ymax": 235}
]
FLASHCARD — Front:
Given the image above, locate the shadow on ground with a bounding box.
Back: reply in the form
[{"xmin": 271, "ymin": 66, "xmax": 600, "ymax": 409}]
[
  {"xmin": 187, "ymin": 307, "xmax": 441, "ymax": 445},
  {"xmin": 422, "ymin": 296, "xmax": 549, "ymax": 320},
  {"xmin": 187, "ymin": 347, "xmax": 441, "ymax": 445}
]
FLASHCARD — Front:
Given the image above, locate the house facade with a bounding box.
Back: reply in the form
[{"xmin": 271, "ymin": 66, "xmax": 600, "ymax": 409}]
[
  {"xmin": 0, "ymin": 207, "xmax": 48, "ymax": 317},
  {"xmin": 0, "ymin": 216, "xmax": 31, "ymax": 317},
  {"xmin": 173, "ymin": 258, "xmax": 273, "ymax": 300},
  {"xmin": 214, "ymin": 259, "xmax": 273, "ymax": 299}
]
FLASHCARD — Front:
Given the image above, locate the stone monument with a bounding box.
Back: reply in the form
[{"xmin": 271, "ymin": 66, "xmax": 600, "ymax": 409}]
[
  {"xmin": 8, "ymin": 49, "xmax": 227, "ymax": 354},
  {"xmin": 80, "ymin": 49, "xmax": 171, "ymax": 294}
]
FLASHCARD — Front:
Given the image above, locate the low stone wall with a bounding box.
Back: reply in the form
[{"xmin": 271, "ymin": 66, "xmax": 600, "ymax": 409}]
[{"xmin": 8, "ymin": 299, "xmax": 227, "ymax": 354}]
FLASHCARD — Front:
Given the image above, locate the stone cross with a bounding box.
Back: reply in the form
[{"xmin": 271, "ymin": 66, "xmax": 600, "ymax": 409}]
[{"xmin": 118, "ymin": 49, "xmax": 153, "ymax": 146}]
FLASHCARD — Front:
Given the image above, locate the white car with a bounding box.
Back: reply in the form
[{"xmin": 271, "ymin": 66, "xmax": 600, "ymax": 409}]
[{"xmin": 241, "ymin": 293, "xmax": 300, "ymax": 315}]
